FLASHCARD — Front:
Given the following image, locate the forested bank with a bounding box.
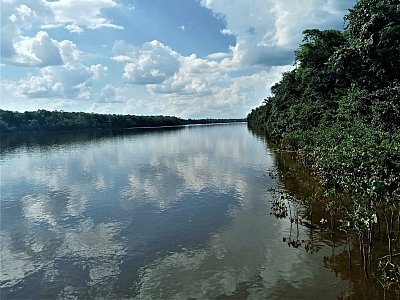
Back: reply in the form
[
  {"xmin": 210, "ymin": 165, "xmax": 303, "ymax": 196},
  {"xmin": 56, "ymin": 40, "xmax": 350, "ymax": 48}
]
[
  {"xmin": 0, "ymin": 109, "xmax": 245, "ymax": 132},
  {"xmin": 248, "ymin": 0, "xmax": 399, "ymax": 293}
]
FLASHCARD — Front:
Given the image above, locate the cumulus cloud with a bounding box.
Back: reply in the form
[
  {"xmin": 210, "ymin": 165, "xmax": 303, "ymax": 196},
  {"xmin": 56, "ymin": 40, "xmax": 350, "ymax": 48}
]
[
  {"xmin": 156, "ymin": 66, "xmax": 292, "ymax": 118},
  {"xmin": 1, "ymin": 1, "xmax": 51, "ymax": 62},
  {"xmin": 271, "ymin": 0, "xmax": 350, "ymax": 47},
  {"xmin": 220, "ymin": 28, "xmax": 234, "ymax": 36},
  {"xmin": 4, "ymin": 32, "xmax": 82, "ymax": 67},
  {"xmin": 123, "ymin": 41, "xmax": 181, "ymax": 85},
  {"xmin": 148, "ymin": 54, "xmax": 220, "ymax": 96},
  {"xmin": 3, "ymin": 2, "xmax": 47, "ymax": 28},
  {"xmin": 91, "ymin": 64, "xmax": 108, "ymax": 79},
  {"xmin": 150, "ymin": 74, "xmax": 212, "ymax": 97},
  {"xmin": 18, "ymin": 63, "xmax": 107, "ymax": 99},
  {"xmin": 100, "ymin": 84, "xmax": 116, "ymax": 100},
  {"xmin": 57, "ymin": 39, "xmax": 81, "ymax": 62},
  {"xmin": 10, "ymin": 31, "xmax": 63, "ymax": 67},
  {"xmin": 1, "ymin": 0, "xmax": 122, "ymax": 66},
  {"xmin": 120, "ymin": 0, "xmax": 354, "ymax": 117},
  {"xmin": 97, "ymin": 84, "xmax": 125, "ymax": 104},
  {"xmin": 45, "ymin": 0, "xmax": 124, "ymax": 31},
  {"xmin": 111, "ymin": 36, "xmax": 293, "ymax": 117},
  {"xmin": 207, "ymin": 52, "xmax": 231, "ymax": 60},
  {"xmin": 117, "ymin": 40, "xmax": 228, "ymax": 96},
  {"xmin": 1, "ymin": 0, "xmax": 355, "ymax": 118},
  {"xmin": 201, "ymin": 0, "xmax": 354, "ymax": 66},
  {"xmin": 1, "ymin": 1, "xmax": 85, "ymax": 67},
  {"xmin": 112, "ymin": 40, "xmax": 138, "ymax": 63},
  {"xmin": 65, "ymin": 23, "xmax": 84, "ymax": 34}
]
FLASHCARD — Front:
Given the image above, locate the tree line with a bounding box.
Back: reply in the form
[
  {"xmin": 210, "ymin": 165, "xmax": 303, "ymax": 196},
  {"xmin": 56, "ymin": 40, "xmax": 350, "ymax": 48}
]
[
  {"xmin": 248, "ymin": 0, "xmax": 399, "ymax": 292},
  {"xmin": 248, "ymin": 0, "xmax": 399, "ymax": 201},
  {"xmin": 0, "ymin": 109, "xmax": 245, "ymax": 132}
]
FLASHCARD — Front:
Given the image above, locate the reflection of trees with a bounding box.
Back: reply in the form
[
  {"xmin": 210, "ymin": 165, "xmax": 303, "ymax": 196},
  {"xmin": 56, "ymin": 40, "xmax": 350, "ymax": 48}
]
[
  {"xmin": 0, "ymin": 127, "xmax": 186, "ymax": 157},
  {"xmin": 252, "ymin": 130, "xmax": 400, "ymax": 298}
]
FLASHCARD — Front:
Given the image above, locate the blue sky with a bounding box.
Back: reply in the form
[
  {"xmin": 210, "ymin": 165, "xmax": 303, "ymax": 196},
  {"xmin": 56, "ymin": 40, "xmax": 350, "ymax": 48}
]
[{"xmin": 1, "ymin": 0, "xmax": 355, "ymax": 118}]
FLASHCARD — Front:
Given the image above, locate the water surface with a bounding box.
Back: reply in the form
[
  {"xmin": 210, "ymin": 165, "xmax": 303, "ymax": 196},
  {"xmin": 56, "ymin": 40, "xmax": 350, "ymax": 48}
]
[{"xmin": 0, "ymin": 124, "xmax": 378, "ymax": 299}]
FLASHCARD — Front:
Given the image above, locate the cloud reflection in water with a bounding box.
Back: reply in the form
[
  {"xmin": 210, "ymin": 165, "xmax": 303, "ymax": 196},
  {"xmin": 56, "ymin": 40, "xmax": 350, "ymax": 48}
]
[{"xmin": 0, "ymin": 124, "xmax": 345, "ymax": 299}]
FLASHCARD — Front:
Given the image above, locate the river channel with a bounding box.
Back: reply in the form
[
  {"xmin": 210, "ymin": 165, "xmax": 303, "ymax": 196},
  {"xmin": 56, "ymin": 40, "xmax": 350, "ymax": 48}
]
[{"xmin": 0, "ymin": 123, "xmax": 390, "ymax": 299}]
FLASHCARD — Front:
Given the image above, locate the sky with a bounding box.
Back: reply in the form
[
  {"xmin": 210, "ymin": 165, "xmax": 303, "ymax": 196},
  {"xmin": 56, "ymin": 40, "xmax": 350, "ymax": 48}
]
[{"xmin": 0, "ymin": 0, "xmax": 356, "ymax": 118}]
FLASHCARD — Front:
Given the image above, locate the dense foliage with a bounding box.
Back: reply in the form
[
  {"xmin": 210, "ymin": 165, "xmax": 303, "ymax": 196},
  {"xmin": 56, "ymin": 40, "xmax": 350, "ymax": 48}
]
[
  {"xmin": 0, "ymin": 109, "xmax": 244, "ymax": 132},
  {"xmin": 248, "ymin": 0, "xmax": 400, "ymax": 201},
  {"xmin": 248, "ymin": 0, "xmax": 399, "ymax": 292}
]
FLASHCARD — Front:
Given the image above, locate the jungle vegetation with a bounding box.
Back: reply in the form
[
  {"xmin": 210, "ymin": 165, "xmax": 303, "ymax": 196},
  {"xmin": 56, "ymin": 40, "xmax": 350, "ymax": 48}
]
[
  {"xmin": 0, "ymin": 109, "xmax": 244, "ymax": 132},
  {"xmin": 248, "ymin": 0, "xmax": 399, "ymax": 293}
]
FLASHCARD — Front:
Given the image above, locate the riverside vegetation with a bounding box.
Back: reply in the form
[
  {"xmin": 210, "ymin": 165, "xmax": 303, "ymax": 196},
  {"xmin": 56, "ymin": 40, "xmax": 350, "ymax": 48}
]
[
  {"xmin": 248, "ymin": 0, "xmax": 400, "ymax": 295},
  {"xmin": 0, "ymin": 109, "xmax": 244, "ymax": 132}
]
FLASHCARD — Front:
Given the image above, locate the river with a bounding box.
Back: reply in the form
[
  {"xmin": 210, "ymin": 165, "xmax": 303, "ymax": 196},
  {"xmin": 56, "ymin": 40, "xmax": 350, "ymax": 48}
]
[{"xmin": 0, "ymin": 123, "xmax": 390, "ymax": 299}]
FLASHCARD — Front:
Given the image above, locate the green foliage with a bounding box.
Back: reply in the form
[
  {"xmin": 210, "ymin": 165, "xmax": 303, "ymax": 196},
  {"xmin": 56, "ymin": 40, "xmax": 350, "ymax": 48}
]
[
  {"xmin": 295, "ymin": 29, "xmax": 346, "ymax": 69},
  {"xmin": 0, "ymin": 109, "xmax": 187, "ymax": 132},
  {"xmin": 0, "ymin": 110, "xmax": 245, "ymax": 133},
  {"xmin": 342, "ymin": 0, "xmax": 400, "ymax": 88},
  {"xmin": 248, "ymin": 0, "xmax": 400, "ymax": 197},
  {"xmin": 248, "ymin": 0, "xmax": 400, "ymax": 291}
]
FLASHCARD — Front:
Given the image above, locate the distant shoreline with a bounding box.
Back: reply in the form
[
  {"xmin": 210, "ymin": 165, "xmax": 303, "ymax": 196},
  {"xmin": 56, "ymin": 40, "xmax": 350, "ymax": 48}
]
[
  {"xmin": 0, "ymin": 109, "xmax": 246, "ymax": 133},
  {"xmin": 126, "ymin": 121, "xmax": 247, "ymax": 130}
]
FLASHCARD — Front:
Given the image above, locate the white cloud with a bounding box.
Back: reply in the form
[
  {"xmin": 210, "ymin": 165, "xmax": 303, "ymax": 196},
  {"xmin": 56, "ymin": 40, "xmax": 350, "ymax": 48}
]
[
  {"xmin": 18, "ymin": 63, "xmax": 107, "ymax": 98},
  {"xmin": 154, "ymin": 66, "xmax": 291, "ymax": 118},
  {"xmin": 123, "ymin": 41, "xmax": 181, "ymax": 85},
  {"xmin": 90, "ymin": 64, "xmax": 108, "ymax": 80},
  {"xmin": 150, "ymin": 74, "xmax": 212, "ymax": 97},
  {"xmin": 110, "ymin": 37, "xmax": 293, "ymax": 117},
  {"xmin": 57, "ymin": 39, "xmax": 81, "ymax": 62},
  {"xmin": 12, "ymin": 31, "xmax": 63, "ymax": 67},
  {"xmin": 220, "ymin": 28, "xmax": 234, "ymax": 36},
  {"xmin": 148, "ymin": 54, "xmax": 220, "ymax": 97},
  {"xmin": 45, "ymin": 0, "xmax": 124, "ymax": 31},
  {"xmin": 112, "ymin": 40, "xmax": 138, "ymax": 62},
  {"xmin": 2, "ymin": 31, "xmax": 81, "ymax": 67},
  {"xmin": 0, "ymin": 0, "xmax": 355, "ymax": 118},
  {"xmin": 201, "ymin": 0, "xmax": 354, "ymax": 66},
  {"xmin": 207, "ymin": 52, "xmax": 231, "ymax": 60},
  {"xmin": 9, "ymin": 4, "xmax": 37, "ymax": 25},
  {"xmin": 100, "ymin": 84, "xmax": 115, "ymax": 99},
  {"xmin": 1, "ymin": 2, "xmax": 50, "ymax": 65},
  {"xmin": 0, "ymin": 79, "xmax": 73, "ymax": 112},
  {"xmin": 65, "ymin": 23, "xmax": 84, "ymax": 34},
  {"xmin": 98, "ymin": 84, "xmax": 120, "ymax": 103},
  {"xmin": 118, "ymin": 41, "xmax": 228, "ymax": 97},
  {"xmin": 90, "ymin": 102, "xmax": 113, "ymax": 114},
  {"xmin": 0, "ymin": 0, "xmax": 122, "ymax": 64},
  {"xmin": 122, "ymin": 0, "xmax": 353, "ymax": 117},
  {"xmin": 1, "ymin": 1, "xmax": 85, "ymax": 67},
  {"xmin": 1, "ymin": 1, "xmax": 53, "ymax": 60},
  {"xmin": 271, "ymin": 0, "xmax": 349, "ymax": 47}
]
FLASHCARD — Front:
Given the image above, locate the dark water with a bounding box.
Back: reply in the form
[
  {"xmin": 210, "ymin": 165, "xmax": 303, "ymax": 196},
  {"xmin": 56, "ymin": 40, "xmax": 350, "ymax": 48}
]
[{"xmin": 0, "ymin": 124, "xmax": 389, "ymax": 299}]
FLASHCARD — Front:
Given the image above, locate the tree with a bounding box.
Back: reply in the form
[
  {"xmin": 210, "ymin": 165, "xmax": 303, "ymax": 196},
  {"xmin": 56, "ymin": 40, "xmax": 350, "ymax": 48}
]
[{"xmin": 341, "ymin": 0, "xmax": 400, "ymax": 89}]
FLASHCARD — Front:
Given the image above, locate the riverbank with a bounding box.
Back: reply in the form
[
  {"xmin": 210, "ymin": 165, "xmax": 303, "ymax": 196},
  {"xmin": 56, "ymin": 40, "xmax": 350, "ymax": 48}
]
[
  {"xmin": 247, "ymin": 0, "xmax": 400, "ymax": 294},
  {"xmin": 248, "ymin": 123, "xmax": 400, "ymax": 295},
  {"xmin": 2, "ymin": 122, "xmax": 393, "ymax": 298},
  {"xmin": 0, "ymin": 109, "xmax": 245, "ymax": 133},
  {"xmin": 248, "ymin": 122, "xmax": 400, "ymax": 202}
]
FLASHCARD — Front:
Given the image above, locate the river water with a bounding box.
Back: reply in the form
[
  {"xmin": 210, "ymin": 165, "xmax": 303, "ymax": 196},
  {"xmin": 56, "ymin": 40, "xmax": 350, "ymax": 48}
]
[{"xmin": 0, "ymin": 123, "xmax": 388, "ymax": 299}]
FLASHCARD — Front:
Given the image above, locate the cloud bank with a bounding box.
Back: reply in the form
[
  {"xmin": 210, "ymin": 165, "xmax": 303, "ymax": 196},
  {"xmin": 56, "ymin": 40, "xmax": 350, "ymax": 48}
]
[{"xmin": 0, "ymin": 0, "xmax": 355, "ymax": 118}]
